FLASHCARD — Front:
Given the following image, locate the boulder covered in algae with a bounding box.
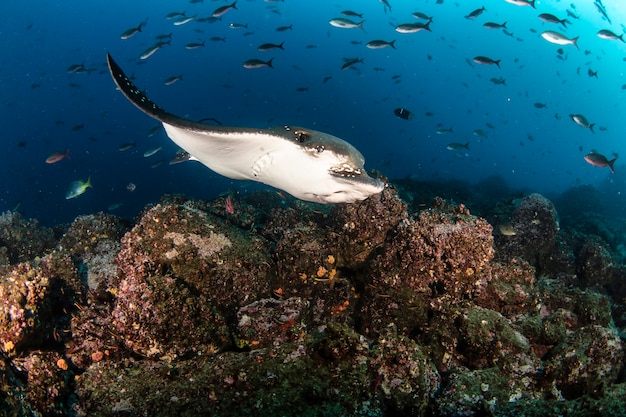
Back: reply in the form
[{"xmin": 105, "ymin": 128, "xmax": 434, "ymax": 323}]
[
  {"xmin": 111, "ymin": 200, "xmax": 274, "ymax": 359},
  {"xmin": 0, "ymin": 187, "xmax": 624, "ymax": 416}
]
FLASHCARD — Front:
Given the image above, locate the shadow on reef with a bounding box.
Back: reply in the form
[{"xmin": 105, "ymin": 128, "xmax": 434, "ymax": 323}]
[{"xmin": 0, "ymin": 177, "xmax": 625, "ymax": 416}]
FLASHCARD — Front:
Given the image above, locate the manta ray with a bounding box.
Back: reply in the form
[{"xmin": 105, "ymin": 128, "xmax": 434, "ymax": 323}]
[{"xmin": 106, "ymin": 53, "xmax": 384, "ymax": 204}]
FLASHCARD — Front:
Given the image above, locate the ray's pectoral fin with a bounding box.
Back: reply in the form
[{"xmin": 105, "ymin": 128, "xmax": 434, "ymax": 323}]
[{"xmin": 107, "ymin": 53, "xmax": 174, "ymax": 124}]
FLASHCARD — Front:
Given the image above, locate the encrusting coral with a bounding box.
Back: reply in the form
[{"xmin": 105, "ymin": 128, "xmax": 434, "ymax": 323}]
[{"xmin": 0, "ymin": 186, "xmax": 624, "ymax": 416}]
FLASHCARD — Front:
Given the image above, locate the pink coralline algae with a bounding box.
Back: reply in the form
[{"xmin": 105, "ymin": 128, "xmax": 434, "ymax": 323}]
[
  {"xmin": 111, "ymin": 201, "xmax": 274, "ymax": 359},
  {"xmin": 0, "ymin": 186, "xmax": 624, "ymax": 416}
]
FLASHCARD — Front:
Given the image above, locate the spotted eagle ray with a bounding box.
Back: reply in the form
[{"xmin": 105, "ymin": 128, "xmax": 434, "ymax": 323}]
[{"xmin": 106, "ymin": 53, "xmax": 384, "ymax": 203}]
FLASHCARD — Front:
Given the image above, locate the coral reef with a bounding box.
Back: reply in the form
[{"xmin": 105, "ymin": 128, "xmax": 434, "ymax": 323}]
[
  {"xmin": 0, "ymin": 183, "xmax": 624, "ymax": 416},
  {"xmin": 494, "ymin": 193, "xmax": 560, "ymax": 266},
  {"xmin": 0, "ymin": 210, "xmax": 54, "ymax": 266}
]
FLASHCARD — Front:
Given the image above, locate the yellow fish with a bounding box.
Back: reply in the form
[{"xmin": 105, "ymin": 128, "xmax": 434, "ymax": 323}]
[{"xmin": 66, "ymin": 176, "xmax": 92, "ymax": 199}]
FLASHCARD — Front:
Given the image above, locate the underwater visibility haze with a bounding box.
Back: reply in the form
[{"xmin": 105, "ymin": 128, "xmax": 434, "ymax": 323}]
[{"xmin": 3, "ymin": 0, "xmax": 626, "ymax": 416}]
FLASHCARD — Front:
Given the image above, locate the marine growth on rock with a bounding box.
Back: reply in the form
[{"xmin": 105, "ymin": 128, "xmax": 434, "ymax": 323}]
[{"xmin": 0, "ymin": 187, "xmax": 624, "ymax": 416}]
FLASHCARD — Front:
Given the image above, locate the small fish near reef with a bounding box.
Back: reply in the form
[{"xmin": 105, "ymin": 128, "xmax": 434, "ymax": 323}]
[
  {"xmin": 584, "ymin": 152, "xmax": 618, "ymax": 173},
  {"xmin": 66, "ymin": 176, "xmax": 92, "ymax": 199},
  {"xmin": 446, "ymin": 142, "xmax": 470, "ymax": 151},
  {"xmin": 465, "ymin": 6, "xmax": 486, "ymax": 19},
  {"xmin": 498, "ymin": 223, "xmax": 517, "ymax": 236},
  {"xmin": 120, "ymin": 18, "xmax": 148, "ymax": 40},
  {"xmin": 243, "ymin": 58, "xmax": 274, "ymax": 69},
  {"xmin": 212, "ymin": 1, "xmax": 238, "ymax": 18},
  {"xmin": 505, "ymin": 0, "xmax": 536, "ymax": 7},
  {"xmin": 46, "ymin": 149, "xmax": 70, "ymax": 164},
  {"xmin": 473, "ymin": 56, "xmax": 501, "ymax": 68},
  {"xmin": 366, "ymin": 40, "xmax": 396, "ymax": 49},
  {"xmin": 106, "ymin": 53, "xmax": 384, "ymax": 204},
  {"xmin": 395, "ymin": 22, "xmax": 431, "ymax": 33},
  {"xmin": 329, "ymin": 18, "xmax": 365, "ymax": 30},
  {"xmin": 393, "ymin": 108, "xmax": 414, "ymax": 120},
  {"xmin": 570, "ymin": 114, "xmax": 595, "ymax": 133},
  {"xmin": 597, "ymin": 29, "xmax": 624, "ymax": 42},
  {"xmin": 224, "ymin": 194, "xmax": 235, "ymax": 214},
  {"xmin": 541, "ymin": 31, "xmax": 579, "ymax": 49}
]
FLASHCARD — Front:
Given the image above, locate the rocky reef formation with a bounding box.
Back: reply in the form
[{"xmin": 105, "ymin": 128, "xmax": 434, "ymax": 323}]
[{"xmin": 0, "ymin": 185, "xmax": 624, "ymax": 416}]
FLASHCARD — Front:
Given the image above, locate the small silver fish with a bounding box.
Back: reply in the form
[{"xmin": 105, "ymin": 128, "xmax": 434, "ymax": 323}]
[
  {"xmin": 483, "ymin": 22, "xmax": 507, "ymax": 29},
  {"xmin": 597, "ymin": 29, "xmax": 624, "ymax": 42},
  {"xmin": 120, "ymin": 18, "xmax": 148, "ymax": 40},
  {"xmin": 395, "ymin": 22, "xmax": 431, "ymax": 33},
  {"xmin": 164, "ymin": 74, "xmax": 183, "ymax": 86},
  {"xmin": 212, "ymin": 1, "xmax": 238, "ymax": 18},
  {"xmin": 538, "ymin": 13, "xmax": 570, "ymax": 28},
  {"xmin": 446, "ymin": 142, "xmax": 470, "ymax": 151},
  {"xmin": 140, "ymin": 41, "xmax": 170, "ymax": 60},
  {"xmin": 143, "ymin": 146, "xmax": 162, "ymax": 157},
  {"xmin": 366, "ymin": 40, "xmax": 396, "ymax": 49},
  {"xmin": 185, "ymin": 41, "xmax": 205, "ymax": 50},
  {"xmin": 329, "ymin": 18, "xmax": 365, "ymax": 30},
  {"xmin": 473, "ymin": 56, "xmax": 501, "ymax": 68},
  {"xmin": 258, "ymin": 42, "xmax": 285, "ymax": 51},
  {"xmin": 173, "ymin": 15, "xmax": 196, "ymax": 26},
  {"xmin": 541, "ymin": 31, "xmax": 579, "ymax": 49},
  {"xmin": 465, "ymin": 6, "xmax": 486, "ymax": 19},
  {"xmin": 243, "ymin": 58, "xmax": 274, "ymax": 69},
  {"xmin": 570, "ymin": 114, "xmax": 595, "ymax": 133}
]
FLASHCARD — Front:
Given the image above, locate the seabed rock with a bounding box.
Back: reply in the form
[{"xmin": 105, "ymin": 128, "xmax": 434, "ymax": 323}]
[{"xmin": 0, "ymin": 188, "xmax": 624, "ymax": 416}]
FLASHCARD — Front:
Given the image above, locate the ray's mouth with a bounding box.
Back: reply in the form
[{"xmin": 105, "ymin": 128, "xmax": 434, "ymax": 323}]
[
  {"xmin": 329, "ymin": 164, "xmax": 385, "ymax": 190},
  {"xmin": 329, "ymin": 163, "xmax": 364, "ymax": 178}
]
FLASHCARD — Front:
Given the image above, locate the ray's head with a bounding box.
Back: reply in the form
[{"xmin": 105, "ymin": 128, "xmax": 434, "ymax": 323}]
[{"xmin": 275, "ymin": 126, "xmax": 385, "ymax": 203}]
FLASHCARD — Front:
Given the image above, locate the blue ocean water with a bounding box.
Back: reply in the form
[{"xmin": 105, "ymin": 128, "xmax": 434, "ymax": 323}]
[{"xmin": 2, "ymin": 0, "xmax": 624, "ymax": 226}]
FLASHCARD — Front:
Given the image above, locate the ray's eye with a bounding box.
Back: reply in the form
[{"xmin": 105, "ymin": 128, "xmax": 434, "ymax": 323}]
[
  {"xmin": 295, "ymin": 131, "xmax": 310, "ymax": 143},
  {"xmin": 316, "ymin": 145, "xmax": 325, "ymax": 153}
]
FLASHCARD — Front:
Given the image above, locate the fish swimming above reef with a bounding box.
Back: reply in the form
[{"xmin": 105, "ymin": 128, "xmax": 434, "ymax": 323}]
[
  {"xmin": 393, "ymin": 108, "xmax": 413, "ymax": 120},
  {"xmin": 446, "ymin": 142, "xmax": 470, "ymax": 151},
  {"xmin": 541, "ymin": 31, "xmax": 579, "ymax": 49},
  {"xmin": 329, "ymin": 18, "xmax": 365, "ymax": 30},
  {"xmin": 140, "ymin": 41, "xmax": 170, "ymax": 60},
  {"xmin": 341, "ymin": 10, "xmax": 363, "ymax": 19},
  {"xmin": 341, "ymin": 57, "xmax": 364, "ymax": 70},
  {"xmin": 212, "ymin": 1, "xmax": 237, "ymax": 18},
  {"xmin": 258, "ymin": 42, "xmax": 285, "ymax": 51},
  {"xmin": 46, "ymin": 149, "xmax": 70, "ymax": 164},
  {"xmin": 473, "ymin": 56, "xmax": 501, "ymax": 68},
  {"xmin": 584, "ymin": 152, "xmax": 618, "ymax": 173},
  {"xmin": 570, "ymin": 113, "xmax": 595, "ymax": 133},
  {"xmin": 436, "ymin": 126, "xmax": 454, "ymax": 135},
  {"xmin": 465, "ymin": 6, "xmax": 486, "ymax": 19},
  {"xmin": 366, "ymin": 40, "xmax": 396, "ymax": 49},
  {"xmin": 106, "ymin": 53, "xmax": 384, "ymax": 204},
  {"xmin": 505, "ymin": 0, "xmax": 535, "ymax": 7},
  {"xmin": 164, "ymin": 74, "xmax": 183, "ymax": 86},
  {"xmin": 120, "ymin": 18, "xmax": 148, "ymax": 40},
  {"xmin": 66, "ymin": 176, "xmax": 92, "ymax": 200},
  {"xmin": 395, "ymin": 22, "xmax": 431, "ymax": 33},
  {"xmin": 538, "ymin": 13, "xmax": 570, "ymax": 28},
  {"xmin": 597, "ymin": 29, "xmax": 624, "ymax": 42},
  {"xmin": 483, "ymin": 22, "xmax": 507, "ymax": 29},
  {"xmin": 243, "ymin": 58, "xmax": 273, "ymax": 69}
]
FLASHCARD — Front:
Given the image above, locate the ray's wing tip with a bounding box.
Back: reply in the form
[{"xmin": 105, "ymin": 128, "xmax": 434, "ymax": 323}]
[{"xmin": 106, "ymin": 52, "xmax": 122, "ymax": 78}]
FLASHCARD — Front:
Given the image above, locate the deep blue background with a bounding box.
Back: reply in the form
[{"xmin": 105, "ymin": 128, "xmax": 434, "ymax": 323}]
[{"xmin": 1, "ymin": 0, "xmax": 624, "ymax": 225}]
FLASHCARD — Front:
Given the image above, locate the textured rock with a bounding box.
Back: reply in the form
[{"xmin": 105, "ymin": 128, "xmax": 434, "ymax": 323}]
[
  {"xmin": 112, "ymin": 201, "xmax": 274, "ymax": 359},
  {"xmin": 0, "ymin": 211, "xmax": 54, "ymax": 264},
  {"xmin": 496, "ymin": 193, "xmax": 560, "ymax": 266}
]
